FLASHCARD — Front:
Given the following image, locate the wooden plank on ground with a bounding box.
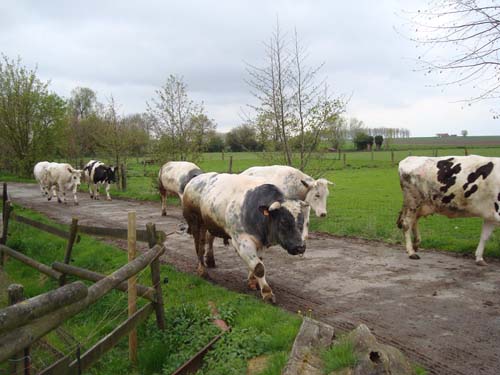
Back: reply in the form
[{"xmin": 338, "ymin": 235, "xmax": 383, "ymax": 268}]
[{"xmin": 67, "ymin": 303, "xmax": 154, "ymax": 373}]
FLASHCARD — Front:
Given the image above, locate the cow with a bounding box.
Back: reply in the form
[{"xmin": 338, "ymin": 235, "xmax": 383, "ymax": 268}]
[
  {"xmin": 241, "ymin": 165, "xmax": 333, "ymax": 218},
  {"xmin": 83, "ymin": 160, "xmax": 117, "ymax": 201},
  {"xmin": 182, "ymin": 172, "xmax": 309, "ymax": 303},
  {"xmin": 158, "ymin": 161, "xmax": 203, "ymax": 216},
  {"xmin": 34, "ymin": 161, "xmax": 53, "ymax": 197},
  {"xmin": 42, "ymin": 163, "xmax": 82, "ymax": 205},
  {"xmin": 398, "ymin": 155, "xmax": 500, "ymax": 265}
]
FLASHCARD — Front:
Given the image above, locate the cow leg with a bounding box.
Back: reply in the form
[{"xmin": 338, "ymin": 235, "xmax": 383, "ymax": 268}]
[
  {"xmin": 105, "ymin": 182, "xmax": 112, "ymax": 201},
  {"xmin": 72, "ymin": 184, "xmax": 79, "ymax": 205},
  {"xmin": 412, "ymin": 221, "xmax": 421, "ymax": 251},
  {"xmin": 247, "ymin": 269, "xmax": 258, "ymax": 290},
  {"xmin": 233, "ymin": 237, "xmax": 275, "ymax": 303},
  {"xmin": 475, "ymin": 220, "xmax": 495, "ymax": 266},
  {"xmin": 88, "ymin": 182, "xmax": 93, "ymax": 199},
  {"xmin": 192, "ymin": 222, "xmax": 208, "ymax": 277},
  {"xmin": 160, "ymin": 190, "xmax": 167, "ymax": 216},
  {"xmin": 205, "ymin": 233, "xmax": 216, "ymax": 268},
  {"xmin": 94, "ymin": 184, "xmax": 100, "ymax": 200},
  {"xmin": 55, "ymin": 184, "xmax": 64, "ymax": 203},
  {"xmin": 399, "ymin": 208, "xmax": 419, "ymax": 259}
]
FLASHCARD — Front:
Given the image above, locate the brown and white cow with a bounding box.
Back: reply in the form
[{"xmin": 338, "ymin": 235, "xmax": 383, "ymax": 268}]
[
  {"xmin": 182, "ymin": 173, "xmax": 309, "ymax": 303},
  {"xmin": 241, "ymin": 165, "xmax": 333, "ymax": 218},
  {"xmin": 158, "ymin": 161, "xmax": 203, "ymax": 216},
  {"xmin": 42, "ymin": 163, "xmax": 82, "ymax": 205},
  {"xmin": 398, "ymin": 155, "xmax": 500, "ymax": 265}
]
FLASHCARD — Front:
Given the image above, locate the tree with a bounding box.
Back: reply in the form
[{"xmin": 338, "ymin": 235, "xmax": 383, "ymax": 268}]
[
  {"xmin": 326, "ymin": 116, "xmax": 347, "ymax": 150},
  {"xmin": 246, "ymin": 20, "xmax": 345, "ymax": 170},
  {"xmin": 205, "ymin": 132, "xmax": 225, "ymax": 152},
  {"xmin": 147, "ymin": 75, "xmax": 207, "ymax": 161},
  {"xmin": 353, "ymin": 132, "xmax": 371, "ymax": 151},
  {"xmin": 411, "ymin": 1, "xmax": 500, "ymax": 105},
  {"xmin": 367, "ymin": 135, "xmax": 374, "ymax": 151},
  {"xmin": 374, "ymin": 135, "xmax": 384, "ymax": 150},
  {"xmin": 0, "ymin": 55, "xmax": 66, "ymax": 175},
  {"xmin": 189, "ymin": 113, "xmax": 216, "ymax": 152},
  {"xmin": 226, "ymin": 125, "xmax": 262, "ymax": 152},
  {"xmin": 461, "ymin": 129, "xmax": 468, "ymax": 137}
]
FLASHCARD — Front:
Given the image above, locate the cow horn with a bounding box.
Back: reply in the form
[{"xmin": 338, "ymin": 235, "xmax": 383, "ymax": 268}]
[
  {"xmin": 269, "ymin": 201, "xmax": 281, "ymax": 211},
  {"xmin": 300, "ymin": 180, "xmax": 310, "ymax": 189}
]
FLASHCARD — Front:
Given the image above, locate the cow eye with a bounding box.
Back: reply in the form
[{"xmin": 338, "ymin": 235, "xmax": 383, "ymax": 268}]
[{"xmin": 315, "ymin": 194, "xmax": 320, "ymax": 198}]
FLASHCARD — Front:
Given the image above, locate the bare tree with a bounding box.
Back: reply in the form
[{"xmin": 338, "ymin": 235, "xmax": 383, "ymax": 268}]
[
  {"xmin": 246, "ymin": 20, "xmax": 345, "ymax": 171},
  {"xmin": 411, "ymin": 1, "xmax": 500, "ymax": 105},
  {"xmin": 147, "ymin": 75, "xmax": 205, "ymax": 161}
]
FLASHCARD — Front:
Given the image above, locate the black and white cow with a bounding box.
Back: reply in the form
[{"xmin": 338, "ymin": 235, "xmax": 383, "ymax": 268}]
[
  {"xmin": 398, "ymin": 155, "xmax": 500, "ymax": 265},
  {"xmin": 241, "ymin": 165, "xmax": 333, "ymax": 218},
  {"xmin": 183, "ymin": 173, "xmax": 309, "ymax": 303},
  {"xmin": 83, "ymin": 160, "xmax": 116, "ymax": 201},
  {"xmin": 158, "ymin": 161, "xmax": 203, "ymax": 216}
]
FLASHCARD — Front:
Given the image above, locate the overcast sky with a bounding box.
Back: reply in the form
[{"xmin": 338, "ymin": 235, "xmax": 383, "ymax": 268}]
[{"xmin": 1, "ymin": 0, "xmax": 498, "ymax": 136}]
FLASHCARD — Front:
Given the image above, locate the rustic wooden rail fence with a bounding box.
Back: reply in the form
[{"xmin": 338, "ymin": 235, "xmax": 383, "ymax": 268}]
[{"xmin": 0, "ymin": 182, "xmax": 168, "ymax": 374}]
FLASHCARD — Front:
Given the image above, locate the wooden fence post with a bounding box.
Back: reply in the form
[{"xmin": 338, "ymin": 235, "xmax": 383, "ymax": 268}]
[
  {"xmin": 1, "ymin": 198, "xmax": 13, "ymax": 267},
  {"xmin": 121, "ymin": 164, "xmax": 127, "ymax": 192},
  {"xmin": 391, "ymin": 150, "xmax": 395, "ymax": 166},
  {"xmin": 228, "ymin": 156, "xmax": 233, "ymax": 173},
  {"xmin": 464, "ymin": 146, "xmax": 468, "ymax": 156},
  {"xmin": 222, "ymin": 150, "xmax": 224, "ymax": 161},
  {"xmin": 338, "ymin": 149, "xmax": 341, "ymax": 160},
  {"xmin": 128, "ymin": 212, "xmax": 137, "ymax": 364},
  {"xmin": 8, "ymin": 284, "xmax": 30, "ymax": 375},
  {"xmin": 146, "ymin": 223, "xmax": 166, "ymax": 330},
  {"xmin": 371, "ymin": 149, "xmax": 374, "ymax": 161},
  {"xmin": 342, "ymin": 153, "xmax": 346, "ymax": 167},
  {"xmin": 60, "ymin": 218, "xmax": 79, "ymax": 286}
]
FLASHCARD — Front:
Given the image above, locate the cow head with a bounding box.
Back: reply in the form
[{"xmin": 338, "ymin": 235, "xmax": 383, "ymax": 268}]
[
  {"xmin": 68, "ymin": 168, "xmax": 82, "ymax": 186},
  {"xmin": 107, "ymin": 166, "xmax": 117, "ymax": 183},
  {"xmin": 301, "ymin": 178, "xmax": 333, "ymax": 218},
  {"xmin": 259, "ymin": 199, "xmax": 308, "ymax": 255}
]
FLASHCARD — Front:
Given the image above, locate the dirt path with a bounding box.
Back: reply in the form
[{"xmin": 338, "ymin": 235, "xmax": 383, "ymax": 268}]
[{"xmin": 4, "ymin": 182, "xmax": 500, "ymax": 375}]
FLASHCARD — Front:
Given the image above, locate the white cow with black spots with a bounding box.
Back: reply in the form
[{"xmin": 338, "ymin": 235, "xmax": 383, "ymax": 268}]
[
  {"xmin": 158, "ymin": 161, "xmax": 203, "ymax": 216},
  {"xmin": 183, "ymin": 173, "xmax": 309, "ymax": 303},
  {"xmin": 241, "ymin": 165, "xmax": 333, "ymax": 219},
  {"xmin": 398, "ymin": 155, "xmax": 500, "ymax": 265}
]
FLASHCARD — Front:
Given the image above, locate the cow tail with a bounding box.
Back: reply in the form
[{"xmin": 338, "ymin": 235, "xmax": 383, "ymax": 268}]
[{"xmin": 158, "ymin": 167, "xmax": 167, "ymax": 195}]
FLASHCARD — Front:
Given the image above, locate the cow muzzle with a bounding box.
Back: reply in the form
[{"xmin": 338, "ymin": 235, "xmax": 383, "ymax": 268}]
[{"xmin": 288, "ymin": 244, "xmax": 306, "ymax": 256}]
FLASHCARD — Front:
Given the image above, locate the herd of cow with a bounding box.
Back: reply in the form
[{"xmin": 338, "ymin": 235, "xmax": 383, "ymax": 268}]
[{"xmin": 32, "ymin": 155, "xmax": 500, "ymax": 302}]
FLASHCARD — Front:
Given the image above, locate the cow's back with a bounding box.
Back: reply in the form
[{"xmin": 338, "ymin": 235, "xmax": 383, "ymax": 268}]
[
  {"xmin": 34, "ymin": 161, "xmax": 50, "ymax": 181},
  {"xmin": 159, "ymin": 161, "xmax": 202, "ymax": 196},
  {"xmin": 241, "ymin": 165, "xmax": 312, "ymax": 200},
  {"xmin": 399, "ymin": 155, "xmax": 500, "ymax": 220}
]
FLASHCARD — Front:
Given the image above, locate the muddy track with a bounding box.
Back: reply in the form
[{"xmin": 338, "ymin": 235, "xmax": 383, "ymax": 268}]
[{"xmin": 4, "ymin": 182, "xmax": 500, "ymax": 375}]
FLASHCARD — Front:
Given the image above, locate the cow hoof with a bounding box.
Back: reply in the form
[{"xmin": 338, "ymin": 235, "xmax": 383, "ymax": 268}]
[
  {"xmin": 206, "ymin": 257, "xmax": 216, "ymax": 268},
  {"xmin": 263, "ymin": 293, "xmax": 276, "ymax": 304},
  {"xmin": 161, "ymin": 212, "xmax": 167, "ymax": 217},
  {"xmin": 476, "ymin": 259, "xmax": 488, "ymax": 266},
  {"xmin": 107, "ymin": 198, "xmax": 112, "ymax": 201},
  {"xmin": 409, "ymin": 254, "xmax": 420, "ymax": 260},
  {"xmin": 74, "ymin": 202, "xmax": 79, "ymax": 206},
  {"xmin": 197, "ymin": 265, "xmax": 208, "ymax": 278},
  {"xmin": 248, "ymin": 280, "xmax": 258, "ymax": 291}
]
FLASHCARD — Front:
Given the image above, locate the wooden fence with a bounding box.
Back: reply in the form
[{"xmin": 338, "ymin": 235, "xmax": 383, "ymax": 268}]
[{"xmin": 0, "ymin": 183, "xmax": 168, "ymax": 374}]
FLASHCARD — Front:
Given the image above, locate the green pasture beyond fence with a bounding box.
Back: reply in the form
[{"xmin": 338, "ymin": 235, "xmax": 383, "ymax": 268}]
[{"xmin": 4, "ymin": 146, "xmax": 500, "ymax": 259}]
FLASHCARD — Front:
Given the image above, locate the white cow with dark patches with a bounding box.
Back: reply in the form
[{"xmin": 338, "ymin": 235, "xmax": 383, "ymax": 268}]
[
  {"xmin": 42, "ymin": 163, "xmax": 82, "ymax": 205},
  {"xmin": 158, "ymin": 161, "xmax": 203, "ymax": 216},
  {"xmin": 83, "ymin": 160, "xmax": 117, "ymax": 200},
  {"xmin": 398, "ymin": 155, "xmax": 500, "ymax": 265},
  {"xmin": 183, "ymin": 173, "xmax": 309, "ymax": 303},
  {"xmin": 34, "ymin": 161, "xmax": 53, "ymax": 197},
  {"xmin": 241, "ymin": 165, "xmax": 333, "ymax": 218}
]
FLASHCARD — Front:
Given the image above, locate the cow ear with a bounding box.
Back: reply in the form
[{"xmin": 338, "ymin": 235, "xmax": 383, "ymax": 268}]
[
  {"xmin": 258, "ymin": 205, "xmax": 270, "ymax": 216},
  {"xmin": 300, "ymin": 200, "xmax": 310, "ymax": 208},
  {"xmin": 300, "ymin": 180, "xmax": 310, "ymax": 189},
  {"xmin": 327, "ymin": 180, "xmax": 335, "ymax": 186},
  {"xmin": 67, "ymin": 167, "xmax": 73, "ymax": 174}
]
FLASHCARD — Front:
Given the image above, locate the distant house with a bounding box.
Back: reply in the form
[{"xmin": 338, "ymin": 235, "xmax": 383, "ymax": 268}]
[{"xmin": 436, "ymin": 133, "xmax": 449, "ymax": 138}]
